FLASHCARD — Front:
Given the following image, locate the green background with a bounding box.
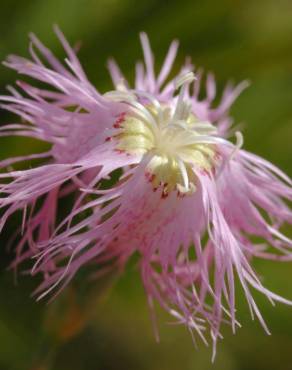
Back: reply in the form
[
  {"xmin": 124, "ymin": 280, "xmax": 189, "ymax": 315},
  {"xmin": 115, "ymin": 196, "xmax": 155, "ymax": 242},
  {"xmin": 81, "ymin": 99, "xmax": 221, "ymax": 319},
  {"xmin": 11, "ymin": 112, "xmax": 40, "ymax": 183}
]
[{"xmin": 0, "ymin": 0, "xmax": 292, "ymax": 369}]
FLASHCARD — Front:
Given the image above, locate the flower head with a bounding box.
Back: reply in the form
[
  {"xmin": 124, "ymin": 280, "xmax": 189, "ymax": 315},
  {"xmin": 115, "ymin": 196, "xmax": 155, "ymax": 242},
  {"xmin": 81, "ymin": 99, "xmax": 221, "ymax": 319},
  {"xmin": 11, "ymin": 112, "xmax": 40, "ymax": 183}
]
[{"xmin": 1, "ymin": 27, "xmax": 292, "ymax": 357}]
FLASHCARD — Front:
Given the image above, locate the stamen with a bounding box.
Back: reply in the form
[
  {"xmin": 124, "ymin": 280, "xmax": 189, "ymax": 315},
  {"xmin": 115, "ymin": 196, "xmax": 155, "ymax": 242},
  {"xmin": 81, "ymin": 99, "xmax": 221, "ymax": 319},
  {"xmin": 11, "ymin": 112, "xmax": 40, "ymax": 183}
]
[
  {"xmin": 230, "ymin": 131, "xmax": 244, "ymax": 160},
  {"xmin": 177, "ymin": 159, "xmax": 189, "ymax": 191},
  {"xmin": 215, "ymin": 131, "xmax": 244, "ymax": 179},
  {"xmin": 104, "ymin": 90, "xmax": 136, "ymax": 102},
  {"xmin": 175, "ymin": 71, "xmax": 196, "ymax": 90},
  {"xmin": 131, "ymin": 89, "xmax": 164, "ymax": 124},
  {"xmin": 105, "ymin": 90, "xmax": 159, "ymax": 131},
  {"xmin": 173, "ymin": 72, "xmax": 196, "ymax": 122},
  {"xmin": 116, "ymin": 78, "xmax": 128, "ymax": 92}
]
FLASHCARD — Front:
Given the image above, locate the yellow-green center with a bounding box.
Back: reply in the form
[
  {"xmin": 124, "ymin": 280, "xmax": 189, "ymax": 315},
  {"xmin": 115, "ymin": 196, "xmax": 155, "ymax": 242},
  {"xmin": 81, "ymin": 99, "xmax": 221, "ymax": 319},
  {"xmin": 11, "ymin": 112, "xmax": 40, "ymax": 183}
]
[
  {"xmin": 104, "ymin": 72, "xmax": 229, "ymax": 197},
  {"xmin": 115, "ymin": 104, "xmax": 218, "ymax": 196}
]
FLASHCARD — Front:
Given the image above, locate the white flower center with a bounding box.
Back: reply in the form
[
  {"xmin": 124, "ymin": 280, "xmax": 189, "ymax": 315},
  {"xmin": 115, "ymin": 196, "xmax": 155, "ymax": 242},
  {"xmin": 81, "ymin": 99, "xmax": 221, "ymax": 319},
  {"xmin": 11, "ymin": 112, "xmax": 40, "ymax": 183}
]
[{"xmin": 106, "ymin": 73, "xmax": 224, "ymax": 196}]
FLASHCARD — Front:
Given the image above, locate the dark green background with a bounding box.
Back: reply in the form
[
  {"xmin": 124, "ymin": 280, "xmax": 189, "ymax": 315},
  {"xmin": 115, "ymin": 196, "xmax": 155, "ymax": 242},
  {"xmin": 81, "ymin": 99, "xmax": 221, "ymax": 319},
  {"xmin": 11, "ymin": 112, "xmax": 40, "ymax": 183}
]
[{"xmin": 0, "ymin": 0, "xmax": 292, "ymax": 369}]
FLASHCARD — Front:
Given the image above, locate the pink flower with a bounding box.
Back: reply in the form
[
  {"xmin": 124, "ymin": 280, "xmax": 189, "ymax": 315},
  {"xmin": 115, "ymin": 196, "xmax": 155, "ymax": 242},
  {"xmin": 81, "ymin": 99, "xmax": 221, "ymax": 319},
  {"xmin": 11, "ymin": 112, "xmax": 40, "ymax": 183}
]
[{"xmin": 1, "ymin": 27, "xmax": 292, "ymax": 357}]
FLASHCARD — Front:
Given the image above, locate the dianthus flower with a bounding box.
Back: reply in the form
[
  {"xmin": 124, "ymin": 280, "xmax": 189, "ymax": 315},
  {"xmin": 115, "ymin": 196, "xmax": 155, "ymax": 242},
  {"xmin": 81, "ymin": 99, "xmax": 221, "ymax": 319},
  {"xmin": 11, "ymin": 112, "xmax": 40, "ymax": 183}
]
[{"xmin": 0, "ymin": 27, "xmax": 292, "ymax": 357}]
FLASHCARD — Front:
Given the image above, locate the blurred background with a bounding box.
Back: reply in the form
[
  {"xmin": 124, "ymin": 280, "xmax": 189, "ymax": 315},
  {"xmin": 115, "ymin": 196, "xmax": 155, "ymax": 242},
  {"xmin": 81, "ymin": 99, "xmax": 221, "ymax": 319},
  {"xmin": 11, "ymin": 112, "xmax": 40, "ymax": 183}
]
[{"xmin": 0, "ymin": 0, "xmax": 292, "ymax": 369}]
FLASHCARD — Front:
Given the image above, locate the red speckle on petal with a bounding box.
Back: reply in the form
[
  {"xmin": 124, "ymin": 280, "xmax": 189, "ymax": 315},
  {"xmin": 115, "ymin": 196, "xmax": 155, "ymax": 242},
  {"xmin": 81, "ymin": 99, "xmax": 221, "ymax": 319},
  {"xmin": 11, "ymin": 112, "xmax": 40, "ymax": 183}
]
[
  {"xmin": 161, "ymin": 188, "xmax": 168, "ymax": 199},
  {"xmin": 177, "ymin": 191, "xmax": 185, "ymax": 198},
  {"xmin": 201, "ymin": 168, "xmax": 210, "ymax": 177},
  {"xmin": 145, "ymin": 171, "xmax": 156, "ymax": 182},
  {"xmin": 114, "ymin": 149, "xmax": 126, "ymax": 154},
  {"xmin": 113, "ymin": 112, "xmax": 126, "ymax": 128}
]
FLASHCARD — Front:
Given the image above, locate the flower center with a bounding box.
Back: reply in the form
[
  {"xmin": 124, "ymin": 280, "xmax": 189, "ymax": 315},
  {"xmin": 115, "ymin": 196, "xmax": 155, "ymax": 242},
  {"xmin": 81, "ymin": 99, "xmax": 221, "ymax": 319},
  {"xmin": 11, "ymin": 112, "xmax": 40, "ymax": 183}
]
[{"xmin": 106, "ymin": 72, "xmax": 220, "ymax": 196}]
